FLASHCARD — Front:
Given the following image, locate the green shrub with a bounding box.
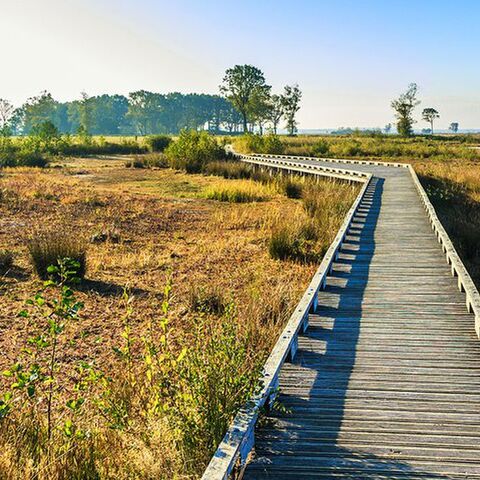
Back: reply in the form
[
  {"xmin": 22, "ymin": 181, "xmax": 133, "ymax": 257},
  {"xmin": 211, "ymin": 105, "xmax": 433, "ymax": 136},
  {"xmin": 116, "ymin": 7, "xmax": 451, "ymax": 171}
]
[
  {"xmin": 262, "ymin": 134, "xmax": 285, "ymax": 154},
  {"xmin": 0, "ymin": 249, "xmax": 14, "ymax": 273},
  {"xmin": 311, "ymin": 139, "xmax": 329, "ymax": 156},
  {"xmin": 145, "ymin": 135, "xmax": 172, "ymax": 152},
  {"xmin": 165, "ymin": 130, "xmax": 225, "ymax": 173},
  {"xmin": 233, "ymin": 134, "xmax": 284, "ymax": 155},
  {"xmin": 27, "ymin": 231, "xmax": 87, "ymax": 280}
]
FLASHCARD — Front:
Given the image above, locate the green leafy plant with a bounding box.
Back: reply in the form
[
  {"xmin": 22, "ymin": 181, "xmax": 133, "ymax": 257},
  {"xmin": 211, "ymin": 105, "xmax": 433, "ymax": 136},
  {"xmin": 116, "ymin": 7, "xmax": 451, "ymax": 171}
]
[{"xmin": 1, "ymin": 259, "xmax": 86, "ymax": 473}]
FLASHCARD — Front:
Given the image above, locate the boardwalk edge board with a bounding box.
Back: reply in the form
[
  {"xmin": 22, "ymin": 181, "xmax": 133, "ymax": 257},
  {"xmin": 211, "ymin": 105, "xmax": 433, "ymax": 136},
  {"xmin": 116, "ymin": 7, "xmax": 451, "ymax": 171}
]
[
  {"xmin": 201, "ymin": 154, "xmax": 372, "ymax": 480},
  {"xmin": 407, "ymin": 165, "xmax": 480, "ymax": 337},
  {"xmin": 202, "ymin": 152, "xmax": 480, "ymax": 479}
]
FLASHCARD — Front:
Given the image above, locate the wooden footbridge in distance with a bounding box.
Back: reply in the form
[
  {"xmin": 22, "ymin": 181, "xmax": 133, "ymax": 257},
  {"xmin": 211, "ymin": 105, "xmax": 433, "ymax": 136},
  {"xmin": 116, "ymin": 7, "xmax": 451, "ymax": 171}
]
[{"xmin": 202, "ymin": 154, "xmax": 480, "ymax": 479}]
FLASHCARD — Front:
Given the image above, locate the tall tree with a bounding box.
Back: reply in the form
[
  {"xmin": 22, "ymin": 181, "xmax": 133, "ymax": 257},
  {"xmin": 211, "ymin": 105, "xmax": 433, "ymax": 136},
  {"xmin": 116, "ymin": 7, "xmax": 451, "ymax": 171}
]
[
  {"xmin": 79, "ymin": 92, "xmax": 95, "ymax": 134},
  {"xmin": 422, "ymin": 108, "xmax": 439, "ymax": 134},
  {"xmin": 282, "ymin": 84, "xmax": 302, "ymax": 136},
  {"xmin": 249, "ymin": 88, "xmax": 272, "ymax": 135},
  {"xmin": 220, "ymin": 64, "xmax": 271, "ymax": 133},
  {"xmin": 391, "ymin": 83, "xmax": 420, "ymax": 137},
  {"xmin": 19, "ymin": 91, "xmax": 60, "ymax": 134},
  {"xmin": 449, "ymin": 122, "xmax": 459, "ymax": 133},
  {"xmin": 0, "ymin": 99, "xmax": 14, "ymax": 129},
  {"xmin": 127, "ymin": 91, "xmax": 163, "ymax": 135},
  {"xmin": 268, "ymin": 94, "xmax": 284, "ymax": 134}
]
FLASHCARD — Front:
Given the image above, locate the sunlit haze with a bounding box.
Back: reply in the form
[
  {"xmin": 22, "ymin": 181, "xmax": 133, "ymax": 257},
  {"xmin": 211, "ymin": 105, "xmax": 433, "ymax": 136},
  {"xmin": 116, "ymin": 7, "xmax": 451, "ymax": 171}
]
[{"xmin": 2, "ymin": 0, "xmax": 479, "ymax": 129}]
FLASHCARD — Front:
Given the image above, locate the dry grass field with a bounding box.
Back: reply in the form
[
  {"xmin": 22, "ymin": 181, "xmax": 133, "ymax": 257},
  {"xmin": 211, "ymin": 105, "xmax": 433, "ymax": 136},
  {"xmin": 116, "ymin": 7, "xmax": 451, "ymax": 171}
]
[
  {"xmin": 0, "ymin": 155, "xmax": 359, "ymax": 479},
  {"xmin": 269, "ymin": 134, "xmax": 480, "ymax": 286}
]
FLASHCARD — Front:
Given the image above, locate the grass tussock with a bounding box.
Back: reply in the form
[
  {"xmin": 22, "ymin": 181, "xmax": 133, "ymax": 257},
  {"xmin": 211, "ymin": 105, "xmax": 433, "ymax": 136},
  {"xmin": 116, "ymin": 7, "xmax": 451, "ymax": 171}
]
[
  {"xmin": 188, "ymin": 284, "xmax": 228, "ymax": 315},
  {"xmin": 0, "ymin": 249, "xmax": 14, "ymax": 273},
  {"xmin": 27, "ymin": 231, "xmax": 87, "ymax": 280},
  {"xmin": 269, "ymin": 179, "xmax": 358, "ymax": 263},
  {"xmin": 0, "ymin": 158, "xmax": 361, "ymax": 478},
  {"xmin": 203, "ymin": 180, "xmax": 272, "ymax": 203}
]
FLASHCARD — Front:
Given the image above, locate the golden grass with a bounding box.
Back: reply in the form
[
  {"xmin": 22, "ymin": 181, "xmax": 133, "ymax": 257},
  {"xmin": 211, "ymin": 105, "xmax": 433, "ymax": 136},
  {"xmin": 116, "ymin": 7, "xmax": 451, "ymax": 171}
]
[
  {"xmin": 203, "ymin": 179, "xmax": 274, "ymax": 203},
  {"xmin": 0, "ymin": 158, "xmax": 359, "ymax": 479}
]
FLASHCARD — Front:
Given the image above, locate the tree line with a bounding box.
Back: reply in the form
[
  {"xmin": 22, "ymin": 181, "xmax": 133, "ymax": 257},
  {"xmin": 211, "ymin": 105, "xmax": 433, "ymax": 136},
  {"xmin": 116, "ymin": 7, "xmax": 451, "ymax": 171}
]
[{"xmin": 0, "ymin": 65, "xmax": 302, "ymax": 137}]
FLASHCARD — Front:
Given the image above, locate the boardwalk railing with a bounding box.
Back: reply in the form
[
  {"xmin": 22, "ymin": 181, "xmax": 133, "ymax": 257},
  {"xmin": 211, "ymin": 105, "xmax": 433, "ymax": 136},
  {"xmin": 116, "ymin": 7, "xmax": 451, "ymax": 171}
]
[
  {"xmin": 408, "ymin": 165, "xmax": 480, "ymax": 336},
  {"xmin": 202, "ymin": 152, "xmax": 480, "ymax": 480},
  {"xmin": 201, "ymin": 156, "xmax": 372, "ymax": 480},
  {"xmin": 237, "ymin": 152, "xmax": 371, "ymax": 182}
]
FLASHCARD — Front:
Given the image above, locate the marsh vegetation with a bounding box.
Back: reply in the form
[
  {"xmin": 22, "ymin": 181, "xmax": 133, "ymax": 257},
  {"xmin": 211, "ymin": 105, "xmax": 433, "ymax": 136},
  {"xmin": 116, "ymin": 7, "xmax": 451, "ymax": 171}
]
[{"xmin": 0, "ymin": 142, "xmax": 357, "ymax": 478}]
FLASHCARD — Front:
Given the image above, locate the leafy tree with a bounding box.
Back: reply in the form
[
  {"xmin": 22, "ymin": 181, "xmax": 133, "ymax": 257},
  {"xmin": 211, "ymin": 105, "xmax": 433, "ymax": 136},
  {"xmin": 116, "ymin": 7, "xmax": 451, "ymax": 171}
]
[
  {"xmin": 282, "ymin": 84, "xmax": 302, "ymax": 135},
  {"xmin": 79, "ymin": 92, "xmax": 94, "ymax": 134},
  {"xmin": 127, "ymin": 90, "xmax": 163, "ymax": 135},
  {"xmin": 28, "ymin": 120, "xmax": 62, "ymax": 153},
  {"xmin": 0, "ymin": 99, "xmax": 14, "ymax": 130},
  {"xmin": 224, "ymin": 103, "xmax": 243, "ymax": 133},
  {"xmin": 18, "ymin": 91, "xmax": 61, "ymax": 134},
  {"xmin": 422, "ymin": 108, "xmax": 439, "ymax": 134},
  {"xmin": 220, "ymin": 65, "xmax": 271, "ymax": 133},
  {"xmin": 268, "ymin": 94, "xmax": 284, "ymax": 134},
  {"xmin": 384, "ymin": 123, "xmax": 392, "ymax": 134},
  {"xmin": 449, "ymin": 122, "xmax": 459, "ymax": 133},
  {"xmin": 391, "ymin": 83, "xmax": 420, "ymax": 137},
  {"xmin": 249, "ymin": 88, "xmax": 272, "ymax": 135}
]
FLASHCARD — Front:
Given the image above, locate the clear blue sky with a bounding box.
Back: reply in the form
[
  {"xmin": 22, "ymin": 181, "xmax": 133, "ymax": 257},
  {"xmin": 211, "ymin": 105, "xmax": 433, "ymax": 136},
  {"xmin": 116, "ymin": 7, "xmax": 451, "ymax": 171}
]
[{"xmin": 1, "ymin": 0, "xmax": 479, "ymax": 129}]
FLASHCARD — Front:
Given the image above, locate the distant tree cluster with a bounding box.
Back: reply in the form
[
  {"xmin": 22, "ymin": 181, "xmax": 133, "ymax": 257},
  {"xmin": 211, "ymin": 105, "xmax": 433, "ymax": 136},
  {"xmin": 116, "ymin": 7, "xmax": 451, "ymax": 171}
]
[{"xmin": 0, "ymin": 65, "xmax": 302, "ymax": 137}]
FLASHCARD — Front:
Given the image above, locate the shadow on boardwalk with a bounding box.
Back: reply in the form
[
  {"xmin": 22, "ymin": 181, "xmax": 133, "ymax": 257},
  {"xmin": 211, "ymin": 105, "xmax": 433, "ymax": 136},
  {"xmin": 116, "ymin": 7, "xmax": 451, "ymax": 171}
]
[{"xmin": 245, "ymin": 177, "xmax": 453, "ymax": 479}]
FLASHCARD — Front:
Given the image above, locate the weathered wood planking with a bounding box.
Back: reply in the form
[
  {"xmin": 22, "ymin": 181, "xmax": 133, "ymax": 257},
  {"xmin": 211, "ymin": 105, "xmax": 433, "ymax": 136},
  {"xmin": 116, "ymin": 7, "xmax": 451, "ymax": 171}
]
[
  {"xmin": 203, "ymin": 154, "xmax": 480, "ymax": 479},
  {"xmin": 241, "ymin": 159, "xmax": 480, "ymax": 479}
]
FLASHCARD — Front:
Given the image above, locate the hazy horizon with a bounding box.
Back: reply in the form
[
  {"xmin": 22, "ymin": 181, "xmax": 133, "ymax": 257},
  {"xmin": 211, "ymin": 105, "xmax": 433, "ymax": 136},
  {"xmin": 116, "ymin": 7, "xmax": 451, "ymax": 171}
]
[{"xmin": 2, "ymin": 0, "xmax": 479, "ymax": 130}]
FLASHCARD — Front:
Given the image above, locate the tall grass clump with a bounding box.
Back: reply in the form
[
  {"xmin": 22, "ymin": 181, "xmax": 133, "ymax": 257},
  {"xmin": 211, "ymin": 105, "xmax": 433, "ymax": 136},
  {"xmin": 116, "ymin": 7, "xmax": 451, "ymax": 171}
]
[
  {"xmin": 203, "ymin": 160, "xmax": 252, "ymax": 179},
  {"xmin": 269, "ymin": 179, "xmax": 359, "ymax": 264},
  {"xmin": 269, "ymin": 218, "xmax": 321, "ymax": 263},
  {"xmin": 203, "ymin": 180, "xmax": 271, "ymax": 203},
  {"xmin": 0, "ymin": 249, "xmax": 14, "ymax": 273},
  {"xmin": 165, "ymin": 130, "xmax": 225, "ymax": 173},
  {"xmin": 27, "ymin": 231, "xmax": 87, "ymax": 280}
]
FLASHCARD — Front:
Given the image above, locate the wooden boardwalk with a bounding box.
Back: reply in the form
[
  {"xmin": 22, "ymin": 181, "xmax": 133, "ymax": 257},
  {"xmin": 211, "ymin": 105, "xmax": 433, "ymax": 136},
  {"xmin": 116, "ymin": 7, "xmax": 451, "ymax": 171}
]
[{"xmin": 242, "ymin": 161, "xmax": 480, "ymax": 479}]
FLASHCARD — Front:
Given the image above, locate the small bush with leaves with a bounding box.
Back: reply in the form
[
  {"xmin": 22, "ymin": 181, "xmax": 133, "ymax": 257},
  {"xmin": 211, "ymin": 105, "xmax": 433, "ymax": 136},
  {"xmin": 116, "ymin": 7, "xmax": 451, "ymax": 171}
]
[
  {"xmin": 233, "ymin": 134, "xmax": 285, "ymax": 155},
  {"xmin": 145, "ymin": 135, "xmax": 172, "ymax": 152},
  {"xmin": 311, "ymin": 139, "xmax": 329, "ymax": 156},
  {"xmin": 165, "ymin": 130, "xmax": 225, "ymax": 173},
  {"xmin": 1, "ymin": 259, "xmax": 87, "ymax": 475},
  {"xmin": 27, "ymin": 231, "xmax": 87, "ymax": 280}
]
